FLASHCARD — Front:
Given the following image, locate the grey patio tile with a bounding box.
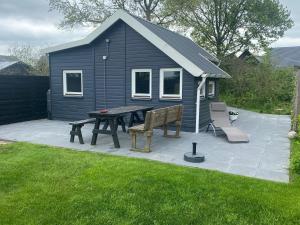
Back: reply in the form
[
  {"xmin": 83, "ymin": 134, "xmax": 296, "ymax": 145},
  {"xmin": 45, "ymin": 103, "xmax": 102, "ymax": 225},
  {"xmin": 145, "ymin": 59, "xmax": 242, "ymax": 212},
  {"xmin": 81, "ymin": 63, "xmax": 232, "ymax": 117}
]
[
  {"xmin": 255, "ymin": 169, "xmax": 289, "ymax": 183},
  {"xmin": 191, "ymin": 161, "xmax": 230, "ymax": 172},
  {"xmin": 230, "ymin": 156, "xmax": 261, "ymax": 168},
  {"xmin": 227, "ymin": 165, "xmax": 257, "ymax": 177},
  {"xmin": 0, "ymin": 107, "xmax": 291, "ymax": 183}
]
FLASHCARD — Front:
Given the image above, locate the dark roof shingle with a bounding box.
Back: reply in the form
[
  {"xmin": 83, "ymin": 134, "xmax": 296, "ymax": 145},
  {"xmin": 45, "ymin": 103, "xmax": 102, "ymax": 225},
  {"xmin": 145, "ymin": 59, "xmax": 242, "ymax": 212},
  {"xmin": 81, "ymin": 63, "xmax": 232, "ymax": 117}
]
[
  {"xmin": 133, "ymin": 15, "xmax": 229, "ymax": 78},
  {"xmin": 270, "ymin": 46, "xmax": 300, "ymax": 68}
]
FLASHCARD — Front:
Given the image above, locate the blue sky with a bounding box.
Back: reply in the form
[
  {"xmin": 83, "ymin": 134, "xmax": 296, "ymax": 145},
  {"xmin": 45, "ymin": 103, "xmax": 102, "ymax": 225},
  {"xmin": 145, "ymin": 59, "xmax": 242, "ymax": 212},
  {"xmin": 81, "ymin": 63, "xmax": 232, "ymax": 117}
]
[{"xmin": 0, "ymin": 0, "xmax": 298, "ymax": 54}]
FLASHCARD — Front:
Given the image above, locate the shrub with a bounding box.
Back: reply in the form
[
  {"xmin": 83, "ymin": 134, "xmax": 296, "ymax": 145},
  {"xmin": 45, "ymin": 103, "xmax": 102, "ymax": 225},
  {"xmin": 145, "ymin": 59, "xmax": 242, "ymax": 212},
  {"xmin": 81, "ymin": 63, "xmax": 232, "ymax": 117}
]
[
  {"xmin": 291, "ymin": 140, "xmax": 300, "ymax": 175},
  {"xmin": 219, "ymin": 55, "xmax": 295, "ymax": 114}
]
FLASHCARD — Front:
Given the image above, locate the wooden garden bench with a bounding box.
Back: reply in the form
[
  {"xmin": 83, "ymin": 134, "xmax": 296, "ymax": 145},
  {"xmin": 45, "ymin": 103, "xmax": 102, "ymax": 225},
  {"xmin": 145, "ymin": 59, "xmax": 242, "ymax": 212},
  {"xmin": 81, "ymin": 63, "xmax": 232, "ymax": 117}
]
[
  {"xmin": 69, "ymin": 118, "xmax": 96, "ymax": 144},
  {"xmin": 128, "ymin": 105, "xmax": 183, "ymax": 152}
]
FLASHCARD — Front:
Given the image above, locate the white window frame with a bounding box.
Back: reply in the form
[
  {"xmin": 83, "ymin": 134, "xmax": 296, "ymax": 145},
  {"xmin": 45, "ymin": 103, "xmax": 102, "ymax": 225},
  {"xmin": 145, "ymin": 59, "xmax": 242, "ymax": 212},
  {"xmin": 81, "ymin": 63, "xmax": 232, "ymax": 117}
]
[
  {"xmin": 131, "ymin": 69, "xmax": 152, "ymax": 99},
  {"xmin": 63, "ymin": 70, "xmax": 83, "ymax": 96},
  {"xmin": 159, "ymin": 68, "xmax": 183, "ymax": 100},
  {"xmin": 208, "ymin": 80, "xmax": 215, "ymax": 97}
]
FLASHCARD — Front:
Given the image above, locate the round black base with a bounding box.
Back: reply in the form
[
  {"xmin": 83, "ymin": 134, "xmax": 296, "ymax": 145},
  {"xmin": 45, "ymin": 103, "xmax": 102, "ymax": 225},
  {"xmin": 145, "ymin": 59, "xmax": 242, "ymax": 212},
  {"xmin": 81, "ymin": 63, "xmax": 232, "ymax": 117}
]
[{"xmin": 184, "ymin": 152, "xmax": 205, "ymax": 163}]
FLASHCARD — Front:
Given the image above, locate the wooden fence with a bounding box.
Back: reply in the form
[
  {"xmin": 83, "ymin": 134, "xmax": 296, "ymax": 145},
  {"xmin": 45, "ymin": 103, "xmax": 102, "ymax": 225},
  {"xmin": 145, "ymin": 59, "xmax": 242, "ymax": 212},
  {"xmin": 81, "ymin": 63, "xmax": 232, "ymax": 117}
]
[{"xmin": 0, "ymin": 75, "xmax": 49, "ymax": 125}]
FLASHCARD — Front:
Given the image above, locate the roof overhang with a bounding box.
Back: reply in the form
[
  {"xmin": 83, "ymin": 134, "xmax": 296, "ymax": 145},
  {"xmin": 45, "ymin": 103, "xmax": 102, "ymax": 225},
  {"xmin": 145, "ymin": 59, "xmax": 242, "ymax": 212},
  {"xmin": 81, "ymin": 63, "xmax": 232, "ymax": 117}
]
[{"xmin": 42, "ymin": 10, "xmax": 230, "ymax": 78}]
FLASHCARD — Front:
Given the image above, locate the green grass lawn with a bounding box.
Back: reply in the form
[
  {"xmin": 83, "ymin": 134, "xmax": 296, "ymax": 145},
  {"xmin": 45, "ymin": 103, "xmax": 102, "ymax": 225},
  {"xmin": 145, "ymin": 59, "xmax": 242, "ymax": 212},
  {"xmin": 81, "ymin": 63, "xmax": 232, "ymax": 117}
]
[{"xmin": 1, "ymin": 143, "xmax": 300, "ymax": 225}]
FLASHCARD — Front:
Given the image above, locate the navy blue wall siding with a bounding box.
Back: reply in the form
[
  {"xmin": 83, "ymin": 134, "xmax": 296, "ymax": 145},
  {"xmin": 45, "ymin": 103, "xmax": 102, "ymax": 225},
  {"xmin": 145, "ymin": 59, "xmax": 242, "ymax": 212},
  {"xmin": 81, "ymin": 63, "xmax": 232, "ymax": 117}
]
[
  {"xmin": 49, "ymin": 20, "xmax": 220, "ymax": 131},
  {"xmin": 49, "ymin": 45, "xmax": 95, "ymax": 120},
  {"xmin": 93, "ymin": 21, "xmax": 126, "ymax": 109},
  {"xmin": 124, "ymin": 24, "xmax": 196, "ymax": 131}
]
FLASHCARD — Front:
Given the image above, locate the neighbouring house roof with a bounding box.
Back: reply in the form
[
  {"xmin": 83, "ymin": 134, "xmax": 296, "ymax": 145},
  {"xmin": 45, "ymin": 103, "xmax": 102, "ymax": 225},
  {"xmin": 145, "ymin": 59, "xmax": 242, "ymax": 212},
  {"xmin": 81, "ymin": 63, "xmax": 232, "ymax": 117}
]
[
  {"xmin": 0, "ymin": 55, "xmax": 19, "ymax": 70},
  {"xmin": 270, "ymin": 46, "xmax": 300, "ymax": 68},
  {"xmin": 42, "ymin": 10, "xmax": 230, "ymax": 78},
  {"xmin": 0, "ymin": 55, "xmax": 38, "ymax": 76},
  {"xmin": 238, "ymin": 49, "xmax": 262, "ymax": 64}
]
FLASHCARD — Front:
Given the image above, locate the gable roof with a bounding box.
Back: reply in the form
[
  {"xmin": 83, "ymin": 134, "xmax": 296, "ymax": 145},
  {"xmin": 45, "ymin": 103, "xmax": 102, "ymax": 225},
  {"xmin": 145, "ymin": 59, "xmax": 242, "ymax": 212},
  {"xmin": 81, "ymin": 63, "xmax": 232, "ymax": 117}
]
[
  {"xmin": 0, "ymin": 55, "xmax": 19, "ymax": 71},
  {"xmin": 238, "ymin": 49, "xmax": 262, "ymax": 63},
  {"xmin": 270, "ymin": 46, "xmax": 300, "ymax": 68},
  {"xmin": 43, "ymin": 10, "xmax": 230, "ymax": 78}
]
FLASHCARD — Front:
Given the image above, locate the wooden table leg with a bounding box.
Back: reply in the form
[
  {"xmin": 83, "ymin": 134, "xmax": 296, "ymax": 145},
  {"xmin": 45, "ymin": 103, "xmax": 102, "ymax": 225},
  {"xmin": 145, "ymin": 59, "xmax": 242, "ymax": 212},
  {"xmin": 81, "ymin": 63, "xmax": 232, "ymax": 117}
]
[
  {"xmin": 119, "ymin": 116, "xmax": 126, "ymax": 133},
  {"xmin": 102, "ymin": 120, "xmax": 109, "ymax": 130},
  {"xmin": 77, "ymin": 125, "xmax": 84, "ymax": 144},
  {"xmin": 142, "ymin": 110, "xmax": 147, "ymax": 121},
  {"xmin": 134, "ymin": 112, "xmax": 142, "ymax": 123},
  {"xmin": 128, "ymin": 113, "xmax": 134, "ymax": 128},
  {"xmin": 70, "ymin": 125, "xmax": 76, "ymax": 143},
  {"xmin": 91, "ymin": 118, "xmax": 101, "ymax": 145},
  {"xmin": 109, "ymin": 117, "xmax": 120, "ymax": 148}
]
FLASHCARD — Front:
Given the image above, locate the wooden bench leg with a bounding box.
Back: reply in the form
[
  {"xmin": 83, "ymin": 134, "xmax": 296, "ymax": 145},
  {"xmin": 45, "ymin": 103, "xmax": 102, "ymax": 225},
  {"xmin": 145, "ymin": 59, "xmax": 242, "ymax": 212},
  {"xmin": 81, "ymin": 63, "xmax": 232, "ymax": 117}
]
[
  {"xmin": 130, "ymin": 131, "xmax": 137, "ymax": 149},
  {"xmin": 144, "ymin": 131, "xmax": 153, "ymax": 152},
  {"xmin": 163, "ymin": 122, "xmax": 181, "ymax": 138},
  {"xmin": 175, "ymin": 121, "xmax": 181, "ymax": 138},
  {"xmin": 130, "ymin": 131, "xmax": 152, "ymax": 153},
  {"xmin": 70, "ymin": 125, "xmax": 76, "ymax": 143},
  {"xmin": 163, "ymin": 124, "xmax": 168, "ymax": 137}
]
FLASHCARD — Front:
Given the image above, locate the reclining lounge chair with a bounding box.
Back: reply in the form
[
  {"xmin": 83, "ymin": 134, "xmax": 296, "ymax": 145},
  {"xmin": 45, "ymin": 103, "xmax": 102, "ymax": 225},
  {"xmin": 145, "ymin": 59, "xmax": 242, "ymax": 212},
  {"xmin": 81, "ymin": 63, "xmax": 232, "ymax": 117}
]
[{"xmin": 207, "ymin": 102, "xmax": 249, "ymax": 143}]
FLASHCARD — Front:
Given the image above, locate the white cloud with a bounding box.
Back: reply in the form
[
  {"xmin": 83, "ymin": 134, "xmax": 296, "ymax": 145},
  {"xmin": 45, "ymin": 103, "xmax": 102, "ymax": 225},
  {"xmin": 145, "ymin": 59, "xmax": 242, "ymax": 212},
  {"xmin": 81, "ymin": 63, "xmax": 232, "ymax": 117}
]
[
  {"xmin": 0, "ymin": 0, "xmax": 299, "ymax": 55},
  {"xmin": 0, "ymin": 0, "xmax": 94, "ymax": 54},
  {"xmin": 0, "ymin": 18, "xmax": 60, "ymax": 38},
  {"xmin": 0, "ymin": 17, "xmax": 93, "ymax": 54},
  {"xmin": 272, "ymin": 37, "xmax": 300, "ymax": 48}
]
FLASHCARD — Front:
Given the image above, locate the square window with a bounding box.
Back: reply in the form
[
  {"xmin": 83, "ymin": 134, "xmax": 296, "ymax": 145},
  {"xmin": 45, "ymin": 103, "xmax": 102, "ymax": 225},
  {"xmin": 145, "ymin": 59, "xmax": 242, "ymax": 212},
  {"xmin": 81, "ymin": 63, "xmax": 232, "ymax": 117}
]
[
  {"xmin": 160, "ymin": 68, "xmax": 182, "ymax": 99},
  {"xmin": 63, "ymin": 70, "xmax": 83, "ymax": 96},
  {"xmin": 131, "ymin": 69, "xmax": 152, "ymax": 98},
  {"xmin": 208, "ymin": 81, "xmax": 215, "ymax": 97}
]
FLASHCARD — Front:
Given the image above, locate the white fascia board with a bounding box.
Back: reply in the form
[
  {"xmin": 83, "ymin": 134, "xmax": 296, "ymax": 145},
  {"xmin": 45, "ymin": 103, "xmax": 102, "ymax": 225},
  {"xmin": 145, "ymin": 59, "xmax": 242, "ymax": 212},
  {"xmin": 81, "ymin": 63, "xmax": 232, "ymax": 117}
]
[
  {"xmin": 41, "ymin": 11, "xmax": 122, "ymax": 54},
  {"xmin": 42, "ymin": 10, "xmax": 205, "ymax": 76}
]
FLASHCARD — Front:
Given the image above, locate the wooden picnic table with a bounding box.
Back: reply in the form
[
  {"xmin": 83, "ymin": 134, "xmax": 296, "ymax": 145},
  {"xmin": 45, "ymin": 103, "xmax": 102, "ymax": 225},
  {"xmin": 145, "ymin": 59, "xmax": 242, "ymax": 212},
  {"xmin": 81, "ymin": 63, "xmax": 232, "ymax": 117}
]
[{"xmin": 89, "ymin": 105, "xmax": 154, "ymax": 148}]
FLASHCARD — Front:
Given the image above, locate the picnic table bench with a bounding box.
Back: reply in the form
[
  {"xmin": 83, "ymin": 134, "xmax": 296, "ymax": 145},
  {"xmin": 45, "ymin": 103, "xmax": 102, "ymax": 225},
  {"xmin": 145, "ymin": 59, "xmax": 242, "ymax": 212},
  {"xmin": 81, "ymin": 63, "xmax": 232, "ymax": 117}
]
[
  {"xmin": 69, "ymin": 118, "xmax": 96, "ymax": 144},
  {"xmin": 129, "ymin": 105, "xmax": 183, "ymax": 152},
  {"xmin": 88, "ymin": 105, "xmax": 154, "ymax": 148}
]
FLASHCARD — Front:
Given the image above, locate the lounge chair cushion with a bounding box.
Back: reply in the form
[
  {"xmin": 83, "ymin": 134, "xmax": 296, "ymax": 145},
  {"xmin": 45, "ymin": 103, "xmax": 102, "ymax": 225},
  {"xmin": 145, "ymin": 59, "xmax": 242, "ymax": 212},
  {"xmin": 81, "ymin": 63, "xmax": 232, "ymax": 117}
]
[{"xmin": 221, "ymin": 127, "xmax": 249, "ymax": 143}]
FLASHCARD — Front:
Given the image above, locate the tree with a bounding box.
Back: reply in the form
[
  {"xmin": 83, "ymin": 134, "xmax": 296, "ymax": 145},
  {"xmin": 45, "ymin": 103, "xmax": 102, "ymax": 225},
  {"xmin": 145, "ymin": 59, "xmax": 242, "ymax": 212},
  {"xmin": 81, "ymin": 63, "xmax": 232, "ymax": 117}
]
[
  {"xmin": 8, "ymin": 44, "xmax": 39, "ymax": 67},
  {"xmin": 8, "ymin": 44, "xmax": 49, "ymax": 76},
  {"xmin": 166, "ymin": 0, "xmax": 293, "ymax": 58},
  {"xmin": 219, "ymin": 54, "xmax": 295, "ymax": 115},
  {"xmin": 49, "ymin": 0, "xmax": 173, "ymax": 28}
]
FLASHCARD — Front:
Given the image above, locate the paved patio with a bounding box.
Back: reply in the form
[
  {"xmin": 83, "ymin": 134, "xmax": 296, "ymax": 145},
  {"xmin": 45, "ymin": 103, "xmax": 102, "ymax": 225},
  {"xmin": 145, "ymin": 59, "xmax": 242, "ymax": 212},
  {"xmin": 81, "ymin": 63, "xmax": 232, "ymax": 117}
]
[{"xmin": 0, "ymin": 108, "xmax": 290, "ymax": 182}]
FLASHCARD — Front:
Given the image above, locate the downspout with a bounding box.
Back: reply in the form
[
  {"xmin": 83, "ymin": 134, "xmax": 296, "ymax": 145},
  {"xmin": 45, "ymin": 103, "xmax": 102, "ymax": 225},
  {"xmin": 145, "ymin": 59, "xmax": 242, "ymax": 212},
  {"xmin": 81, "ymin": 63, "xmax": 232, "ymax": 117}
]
[
  {"xmin": 102, "ymin": 39, "xmax": 110, "ymax": 109},
  {"xmin": 195, "ymin": 73, "xmax": 208, "ymax": 133}
]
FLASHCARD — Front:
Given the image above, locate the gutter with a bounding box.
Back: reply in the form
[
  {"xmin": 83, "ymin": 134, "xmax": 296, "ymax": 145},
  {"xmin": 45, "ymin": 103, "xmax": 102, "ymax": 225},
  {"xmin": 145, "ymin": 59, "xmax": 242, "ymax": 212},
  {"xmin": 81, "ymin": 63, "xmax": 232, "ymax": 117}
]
[{"xmin": 195, "ymin": 73, "xmax": 208, "ymax": 133}]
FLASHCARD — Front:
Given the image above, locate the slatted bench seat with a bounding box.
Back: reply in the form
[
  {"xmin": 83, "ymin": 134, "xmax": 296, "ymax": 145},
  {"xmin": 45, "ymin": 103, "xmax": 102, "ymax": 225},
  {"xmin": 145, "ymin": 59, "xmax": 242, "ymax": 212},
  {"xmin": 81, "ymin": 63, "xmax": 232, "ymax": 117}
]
[
  {"xmin": 128, "ymin": 105, "xmax": 183, "ymax": 152},
  {"xmin": 69, "ymin": 118, "xmax": 96, "ymax": 144}
]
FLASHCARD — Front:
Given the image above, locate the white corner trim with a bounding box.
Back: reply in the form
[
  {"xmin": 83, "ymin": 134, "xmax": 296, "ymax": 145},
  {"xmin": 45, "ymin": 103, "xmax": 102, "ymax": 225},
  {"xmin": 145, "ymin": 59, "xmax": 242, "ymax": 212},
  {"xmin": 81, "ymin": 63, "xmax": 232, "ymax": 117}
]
[
  {"xmin": 131, "ymin": 69, "xmax": 152, "ymax": 99},
  {"xmin": 63, "ymin": 70, "xmax": 83, "ymax": 96},
  {"xmin": 159, "ymin": 68, "xmax": 183, "ymax": 100},
  {"xmin": 42, "ymin": 10, "xmax": 205, "ymax": 77}
]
